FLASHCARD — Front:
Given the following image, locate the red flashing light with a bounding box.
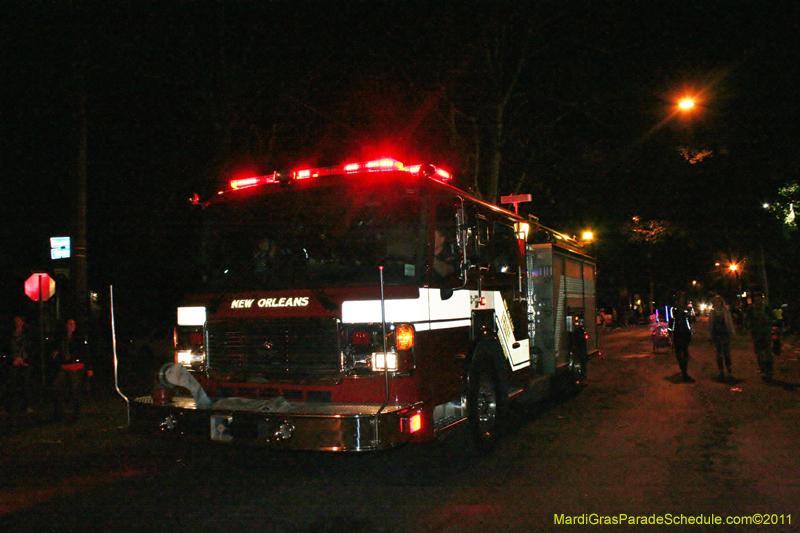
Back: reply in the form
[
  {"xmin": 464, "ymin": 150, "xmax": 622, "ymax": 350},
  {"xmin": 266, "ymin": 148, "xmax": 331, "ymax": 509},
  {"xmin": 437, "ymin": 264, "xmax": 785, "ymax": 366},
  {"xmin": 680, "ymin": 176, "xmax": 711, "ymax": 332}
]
[
  {"xmin": 344, "ymin": 158, "xmax": 404, "ymax": 172},
  {"xmin": 293, "ymin": 158, "xmax": 405, "ymax": 180},
  {"xmin": 230, "ymin": 177, "xmax": 259, "ymax": 189},
  {"xmin": 230, "ymin": 171, "xmax": 278, "ymax": 190},
  {"xmin": 410, "ymin": 413, "xmax": 423, "ymax": 433},
  {"xmin": 367, "ymin": 158, "xmax": 403, "ymax": 170},
  {"xmin": 409, "ymin": 412, "xmax": 423, "ymax": 433},
  {"xmin": 230, "ymin": 159, "xmax": 453, "ymax": 190}
]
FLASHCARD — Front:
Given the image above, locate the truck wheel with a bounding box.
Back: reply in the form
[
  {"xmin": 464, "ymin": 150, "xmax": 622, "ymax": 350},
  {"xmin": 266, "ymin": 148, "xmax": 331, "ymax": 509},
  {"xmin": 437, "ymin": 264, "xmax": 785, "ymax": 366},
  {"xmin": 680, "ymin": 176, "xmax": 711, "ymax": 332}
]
[
  {"xmin": 569, "ymin": 351, "xmax": 585, "ymax": 383},
  {"xmin": 567, "ymin": 328, "xmax": 588, "ymax": 393},
  {"xmin": 465, "ymin": 356, "xmax": 506, "ymax": 454}
]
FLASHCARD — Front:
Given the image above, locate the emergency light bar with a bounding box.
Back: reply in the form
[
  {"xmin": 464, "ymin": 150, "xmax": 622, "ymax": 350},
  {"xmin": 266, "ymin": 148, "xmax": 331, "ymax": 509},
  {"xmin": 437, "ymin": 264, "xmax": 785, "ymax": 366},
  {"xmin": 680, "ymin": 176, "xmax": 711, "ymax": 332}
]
[
  {"xmin": 291, "ymin": 158, "xmax": 404, "ymax": 180},
  {"xmin": 229, "ymin": 159, "xmax": 451, "ymax": 190},
  {"xmin": 230, "ymin": 171, "xmax": 278, "ymax": 190}
]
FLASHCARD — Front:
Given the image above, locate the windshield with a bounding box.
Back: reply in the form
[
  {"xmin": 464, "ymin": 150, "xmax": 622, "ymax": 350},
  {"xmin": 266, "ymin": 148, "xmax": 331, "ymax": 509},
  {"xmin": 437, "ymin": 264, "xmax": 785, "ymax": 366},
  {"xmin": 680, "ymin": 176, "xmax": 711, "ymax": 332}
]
[{"xmin": 200, "ymin": 177, "xmax": 425, "ymax": 291}]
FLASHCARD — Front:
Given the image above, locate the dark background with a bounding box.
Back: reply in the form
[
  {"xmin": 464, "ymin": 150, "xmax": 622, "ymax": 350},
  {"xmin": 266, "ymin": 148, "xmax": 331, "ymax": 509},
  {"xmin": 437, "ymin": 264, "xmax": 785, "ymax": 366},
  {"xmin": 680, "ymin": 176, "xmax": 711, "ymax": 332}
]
[{"xmin": 2, "ymin": 1, "xmax": 798, "ymax": 336}]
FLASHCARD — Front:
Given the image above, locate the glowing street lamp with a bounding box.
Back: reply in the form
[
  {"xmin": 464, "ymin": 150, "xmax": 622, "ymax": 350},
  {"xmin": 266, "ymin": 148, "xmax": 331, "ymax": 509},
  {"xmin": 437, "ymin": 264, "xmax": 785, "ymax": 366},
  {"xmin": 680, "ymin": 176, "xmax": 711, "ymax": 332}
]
[{"xmin": 726, "ymin": 260, "xmax": 745, "ymax": 293}]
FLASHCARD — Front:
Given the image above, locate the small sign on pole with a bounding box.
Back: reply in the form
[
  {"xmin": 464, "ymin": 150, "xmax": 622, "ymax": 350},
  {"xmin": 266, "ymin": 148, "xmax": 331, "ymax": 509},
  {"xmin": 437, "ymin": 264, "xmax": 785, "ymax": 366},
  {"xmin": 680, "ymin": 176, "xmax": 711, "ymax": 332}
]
[
  {"xmin": 500, "ymin": 193, "xmax": 532, "ymax": 214},
  {"xmin": 25, "ymin": 273, "xmax": 56, "ymax": 301},
  {"xmin": 50, "ymin": 236, "xmax": 71, "ymax": 260},
  {"xmin": 24, "ymin": 273, "xmax": 56, "ymax": 387}
]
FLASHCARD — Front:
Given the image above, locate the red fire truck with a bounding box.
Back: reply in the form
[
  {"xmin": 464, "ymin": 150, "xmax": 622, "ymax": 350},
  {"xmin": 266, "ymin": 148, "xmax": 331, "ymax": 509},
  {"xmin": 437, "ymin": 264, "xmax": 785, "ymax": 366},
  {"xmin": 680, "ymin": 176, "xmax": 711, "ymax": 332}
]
[{"xmin": 129, "ymin": 158, "xmax": 597, "ymax": 452}]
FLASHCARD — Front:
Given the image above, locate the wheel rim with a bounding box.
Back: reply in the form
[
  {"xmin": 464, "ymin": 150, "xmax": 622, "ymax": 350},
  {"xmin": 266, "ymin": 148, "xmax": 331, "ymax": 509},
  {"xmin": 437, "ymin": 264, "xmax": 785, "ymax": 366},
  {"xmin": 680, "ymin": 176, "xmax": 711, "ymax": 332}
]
[
  {"xmin": 476, "ymin": 373, "xmax": 498, "ymax": 433},
  {"xmin": 570, "ymin": 358, "xmax": 583, "ymax": 381}
]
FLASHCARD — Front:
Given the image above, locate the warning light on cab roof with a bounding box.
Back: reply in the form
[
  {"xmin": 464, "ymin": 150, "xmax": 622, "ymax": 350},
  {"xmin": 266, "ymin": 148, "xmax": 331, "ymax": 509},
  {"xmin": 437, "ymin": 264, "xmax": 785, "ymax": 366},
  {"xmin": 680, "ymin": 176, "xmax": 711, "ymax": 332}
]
[
  {"xmin": 230, "ymin": 171, "xmax": 278, "ymax": 190},
  {"xmin": 228, "ymin": 158, "xmax": 451, "ymax": 191},
  {"xmin": 292, "ymin": 158, "xmax": 405, "ymax": 180}
]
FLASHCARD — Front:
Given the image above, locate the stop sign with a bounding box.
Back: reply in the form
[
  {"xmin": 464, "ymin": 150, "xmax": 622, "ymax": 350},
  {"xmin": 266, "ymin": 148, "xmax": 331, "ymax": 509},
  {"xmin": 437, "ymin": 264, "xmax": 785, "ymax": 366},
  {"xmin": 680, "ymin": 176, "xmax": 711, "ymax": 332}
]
[{"xmin": 24, "ymin": 273, "xmax": 56, "ymax": 301}]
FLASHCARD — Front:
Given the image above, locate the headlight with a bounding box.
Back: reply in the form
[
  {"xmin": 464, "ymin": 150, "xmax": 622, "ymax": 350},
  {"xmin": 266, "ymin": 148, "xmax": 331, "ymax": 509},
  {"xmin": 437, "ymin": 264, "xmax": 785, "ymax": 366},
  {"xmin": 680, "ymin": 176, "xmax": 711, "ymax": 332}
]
[
  {"xmin": 345, "ymin": 323, "xmax": 415, "ymax": 375},
  {"xmin": 176, "ymin": 349, "xmax": 205, "ymax": 368},
  {"xmin": 174, "ymin": 321, "xmax": 206, "ymax": 369},
  {"xmin": 371, "ymin": 352, "xmax": 399, "ymax": 372}
]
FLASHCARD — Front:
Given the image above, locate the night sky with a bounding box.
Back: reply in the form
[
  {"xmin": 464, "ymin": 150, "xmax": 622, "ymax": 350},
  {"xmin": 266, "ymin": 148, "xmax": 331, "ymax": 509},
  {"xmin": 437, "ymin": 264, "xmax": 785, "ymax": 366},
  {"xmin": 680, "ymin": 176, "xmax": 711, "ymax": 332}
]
[{"xmin": 1, "ymin": 1, "xmax": 798, "ymax": 328}]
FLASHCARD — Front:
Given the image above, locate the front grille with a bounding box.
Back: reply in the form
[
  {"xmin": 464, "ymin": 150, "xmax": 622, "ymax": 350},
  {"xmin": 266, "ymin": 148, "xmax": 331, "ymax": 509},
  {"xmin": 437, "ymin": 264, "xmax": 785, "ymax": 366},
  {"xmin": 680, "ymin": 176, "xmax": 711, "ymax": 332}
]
[{"xmin": 206, "ymin": 318, "xmax": 341, "ymax": 379}]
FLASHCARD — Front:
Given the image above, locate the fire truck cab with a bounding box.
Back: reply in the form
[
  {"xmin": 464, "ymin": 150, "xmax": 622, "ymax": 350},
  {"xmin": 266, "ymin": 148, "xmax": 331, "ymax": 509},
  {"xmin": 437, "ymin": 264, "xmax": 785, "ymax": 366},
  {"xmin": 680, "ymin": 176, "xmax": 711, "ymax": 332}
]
[{"xmin": 129, "ymin": 158, "xmax": 597, "ymax": 452}]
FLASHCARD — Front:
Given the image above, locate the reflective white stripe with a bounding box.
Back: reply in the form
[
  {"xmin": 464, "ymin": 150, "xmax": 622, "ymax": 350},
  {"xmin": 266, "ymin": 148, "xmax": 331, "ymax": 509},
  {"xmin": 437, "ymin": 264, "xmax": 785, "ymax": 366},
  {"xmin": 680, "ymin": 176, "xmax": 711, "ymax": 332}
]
[
  {"xmin": 341, "ymin": 292, "xmax": 431, "ymax": 323},
  {"xmin": 342, "ymin": 288, "xmax": 472, "ymax": 325},
  {"xmin": 485, "ymin": 291, "xmax": 530, "ymax": 370},
  {"xmin": 429, "ymin": 289, "xmax": 471, "ymax": 322},
  {"xmin": 342, "ymin": 288, "xmax": 529, "ymax": 370}
]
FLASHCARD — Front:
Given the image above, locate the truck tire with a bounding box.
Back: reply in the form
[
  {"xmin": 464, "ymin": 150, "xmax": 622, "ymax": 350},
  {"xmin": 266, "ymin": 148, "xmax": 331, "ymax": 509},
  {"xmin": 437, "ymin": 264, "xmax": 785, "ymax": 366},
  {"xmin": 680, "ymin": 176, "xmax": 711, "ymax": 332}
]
[
  {"xmin": 465, "ymin": 354, "xmax": 507, "ymax": 454},
  {"xmin": 569, "ymin": 349, "xmax": 586, "ymax": 385},
  {"xmin": 567, "ymin": 328, "xmax": 588, "ymax": 393}
]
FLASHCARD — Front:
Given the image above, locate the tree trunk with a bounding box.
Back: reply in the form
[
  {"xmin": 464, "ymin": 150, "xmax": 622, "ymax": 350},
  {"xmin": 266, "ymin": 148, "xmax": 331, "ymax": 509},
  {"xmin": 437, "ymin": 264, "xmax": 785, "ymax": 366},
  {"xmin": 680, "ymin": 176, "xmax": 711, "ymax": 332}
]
[{"xmin": 486, "ymin": 103, "xmax": 505, "ymax": 203}]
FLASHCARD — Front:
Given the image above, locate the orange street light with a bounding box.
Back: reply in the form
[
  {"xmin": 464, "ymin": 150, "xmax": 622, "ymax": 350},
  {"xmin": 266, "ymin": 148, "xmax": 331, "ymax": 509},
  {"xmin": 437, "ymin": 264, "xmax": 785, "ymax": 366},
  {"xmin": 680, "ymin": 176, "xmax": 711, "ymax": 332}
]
[{"xmin": 728, "ymin": 259, "xmax": 746, "ymax": 273}]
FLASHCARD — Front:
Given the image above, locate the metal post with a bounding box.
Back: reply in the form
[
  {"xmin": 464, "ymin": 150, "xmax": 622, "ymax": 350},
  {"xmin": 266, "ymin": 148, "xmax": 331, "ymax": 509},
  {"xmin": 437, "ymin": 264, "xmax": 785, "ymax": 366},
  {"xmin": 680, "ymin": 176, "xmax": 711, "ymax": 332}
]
[
  {"xmin": 379, "ymin": 266, "xmax": 390, "ymax": 408},
  {"xmin": 39, "ymin": 274, "xmax": 46, "ymax": 387},
  {"xmin": 110, "ymin": 286, "xmax": 130, "ymax": 425},
  {"xmin": 375, "ymin": 266, "xmax": 391, "ymax": 446}
]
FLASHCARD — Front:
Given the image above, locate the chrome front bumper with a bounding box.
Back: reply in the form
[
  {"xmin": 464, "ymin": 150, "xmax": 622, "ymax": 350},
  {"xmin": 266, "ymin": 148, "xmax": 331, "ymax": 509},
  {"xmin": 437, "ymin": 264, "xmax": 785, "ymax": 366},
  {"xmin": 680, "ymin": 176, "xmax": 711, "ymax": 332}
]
[{"xmin": 130, "ymin": 395, "xmax": 420, "ymax": 452}]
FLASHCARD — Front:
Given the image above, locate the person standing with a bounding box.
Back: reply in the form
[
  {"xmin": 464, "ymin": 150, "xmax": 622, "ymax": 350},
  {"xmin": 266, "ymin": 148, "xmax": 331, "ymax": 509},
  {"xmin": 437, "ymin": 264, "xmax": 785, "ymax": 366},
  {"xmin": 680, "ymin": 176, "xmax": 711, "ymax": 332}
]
[
  {"xmin": 51, "ymin": 318, "xmax": 91, "ymax": 422},
  {"xmin": 669, "ymin": 292, "xmax": 694, "ymax": 382},
  {"xmin": 771, "ymin": 305, "xmax": 784, "ymax": 331},
  {"xmin": 746, "ymin": 294, "xmax": 774, "ymax": 381},
  {"xmin": 0, "ymin": 322, "xmax": 13, "ymax": 416},
  {"xmin": 8, "ymin": 316, "xmax": 33, "ymax": 413},
  {"xmin": 709, "ymin": 295, "xmax": 736, "ymax": 382}
]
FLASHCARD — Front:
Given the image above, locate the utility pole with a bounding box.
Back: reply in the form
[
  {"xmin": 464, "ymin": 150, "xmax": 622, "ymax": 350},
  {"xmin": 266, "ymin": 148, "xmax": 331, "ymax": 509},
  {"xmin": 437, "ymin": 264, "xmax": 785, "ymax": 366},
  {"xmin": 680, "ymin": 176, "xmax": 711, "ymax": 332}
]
[{"xmin": 71, "ymin": 29, "xmax": 88, "ymax": 326}]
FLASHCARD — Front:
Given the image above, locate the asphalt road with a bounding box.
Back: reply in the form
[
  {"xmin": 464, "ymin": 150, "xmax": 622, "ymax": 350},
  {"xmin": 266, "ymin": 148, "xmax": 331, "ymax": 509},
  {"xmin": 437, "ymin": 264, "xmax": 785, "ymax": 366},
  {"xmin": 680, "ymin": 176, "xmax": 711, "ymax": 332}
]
[{"xmin": 2, "ymin": 320, "xmax": 799, "ymax": 532}]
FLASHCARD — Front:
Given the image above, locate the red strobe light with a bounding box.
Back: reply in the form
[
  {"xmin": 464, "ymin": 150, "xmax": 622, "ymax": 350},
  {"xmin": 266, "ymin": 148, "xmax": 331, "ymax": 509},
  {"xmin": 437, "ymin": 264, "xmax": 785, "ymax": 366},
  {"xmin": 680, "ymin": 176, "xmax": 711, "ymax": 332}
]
[
  {"xmin": 232, "ymin": 159, "xmax": 455, "ymax": 186},
  {"xmin": 409, "ymin": 412, "xmax": 423, "ymax": 433},
  {"xmin": 230, "ymin": 171, "xmax": 278, "ymax": 190}
]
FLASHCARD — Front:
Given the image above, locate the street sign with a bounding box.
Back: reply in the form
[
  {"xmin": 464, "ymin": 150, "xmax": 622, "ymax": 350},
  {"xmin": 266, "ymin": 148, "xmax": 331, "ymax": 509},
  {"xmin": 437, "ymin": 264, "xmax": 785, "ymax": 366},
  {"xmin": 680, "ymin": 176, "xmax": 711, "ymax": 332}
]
[
  {"xmin": 500, "ymin": 193, "xmax": 532, "ymax": 204},
  {"xmin": 500, "ymin": 193, "xmax": 532, "ymax": 214},
  {"xmin": 50, "ymin": 236, "xmax": 71, "ymax": 259},
  {"xmin": 24, "ymin": 273, "xmax": 56, "ymax": 301}
]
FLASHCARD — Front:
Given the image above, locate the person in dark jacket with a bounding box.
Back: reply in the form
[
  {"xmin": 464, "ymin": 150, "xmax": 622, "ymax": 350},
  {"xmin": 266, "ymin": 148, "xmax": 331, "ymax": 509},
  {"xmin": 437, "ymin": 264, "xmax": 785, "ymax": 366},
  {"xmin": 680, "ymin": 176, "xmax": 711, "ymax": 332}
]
[
  {"xmin": 709, "ymin": 295, "xmax": 736, "ymax": 382},
  {"xmin": 7, "ymin": 316, "xmax": 33, "ymax": 413},
  {"xmin": 669, "ymin": 292, "xmax": 694, "ymax": 382},
  {"xmin": 50, "ymin": 318, "xmax": 92, "ymax": 422},
  {"xmin": 746, "ymin": 293, "xmax": 773, "ymax": 381}
]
